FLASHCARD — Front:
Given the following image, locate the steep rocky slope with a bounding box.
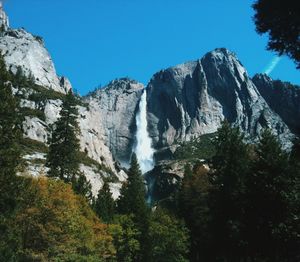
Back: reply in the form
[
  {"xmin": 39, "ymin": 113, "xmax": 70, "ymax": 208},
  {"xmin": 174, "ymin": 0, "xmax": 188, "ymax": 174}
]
[
  {"xmin": 147, "ymin": 48, "xmax": 293, "ymax": 152},
  {"xmin": 83, "ymin": 79, "xmax": 144, "ymax": 165},
  {"xmin": 12, "ymin": 79, "xmax": 124, "ymax": 197},
  {"xmin": 253, "ymin": 74, "xmax": 300, "ymax": 135},
  {"xmin": 0, "ymin": 7, "xmax": 126, "ymax": 198},
  {"xmin": 0, "ymin": 5, "xmax": 70, "ymax": 94}
]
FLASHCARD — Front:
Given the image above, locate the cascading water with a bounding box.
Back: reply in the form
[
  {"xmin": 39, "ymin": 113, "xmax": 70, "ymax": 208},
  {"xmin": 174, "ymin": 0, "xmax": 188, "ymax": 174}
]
[
  {"xmin": 134, "ymin": 89, "xmax": 155, "ymax": 204},
  {"xmin": 134, "ymin": 89, "xmax": 155, "ymax": 174}
]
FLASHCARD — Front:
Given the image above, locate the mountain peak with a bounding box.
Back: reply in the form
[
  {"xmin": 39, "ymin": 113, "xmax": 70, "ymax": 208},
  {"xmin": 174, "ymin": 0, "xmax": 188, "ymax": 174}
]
[
  {"xmin": 253, "ymin": 73, "xmax": 273, "ymax": 83},
  {"xmin": 212, "ymin": 47, "xmax": 235, "ymax": 56},
  {"xmin": 201, "ymin": 47, "xmax": 248, "ymax": 81},
  {"xmin": 86, "ymin": 77, "xmax": 144, "ymax": 99},
  {"xmin": 105, "ymin": 78, "xmax": 144, "ymax": 91},
  {"xmin": 203, "ymin": 48, "xmax": 240, "ymax": 64}
]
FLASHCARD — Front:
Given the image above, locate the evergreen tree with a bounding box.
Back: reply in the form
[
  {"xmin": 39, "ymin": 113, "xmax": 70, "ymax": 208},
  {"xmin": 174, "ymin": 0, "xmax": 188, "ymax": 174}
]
[
  {"xmin": 46, "ymin": 90, "xmax": 81, "ymax": 182},
  {"xmin": 110, "ymin": 214, "xmax": 141, "ymax": 262},
  {"xmin": 94, "ymin": 180, "xmax": 115, "ymax": 223},
  {"xmin": 290, "ymin": 137, "xmax": 300, "ymax": 164},
  {"xmin": 46, "ymin": 90, "xmax": 91, "ymax": 199},
  {"xmin": 117, "ymin": 153, "xmax": 149, "ymax": 222},
  {"xmin": 0, "ymin": 53, "xmax": 24, "ymax": 258},
  {"xmin": 209, "ymin": 121, "xmax": 250, "ymax": 260},
  {"xmin": 245, "ymin": 129, "xmax": 299, "ymax": 260},
  {"xmin": 0, "ymin": 53, "xmax": 22, "ymax": 215},
  {"xmin": 289, "ymin": 137, "xmax": 300, "ymax": 261},
  {"xmin": 178, "ymin": 163, "xmax": 213, "ymax": 261},
  {"xmin": 117, "ymin": 153, "xmax": 150, "ymax": 261}
]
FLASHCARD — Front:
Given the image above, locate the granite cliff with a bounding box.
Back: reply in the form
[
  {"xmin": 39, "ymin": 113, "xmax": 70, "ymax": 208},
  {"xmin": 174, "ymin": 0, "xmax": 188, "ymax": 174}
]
[
  {"xmin": 83, "ymin": 79, "xmax": 144, "ymax": 165},
  {"xmin": 1, "ymin": 6, "xmax": 299, "ymax": 198},
  {"xmin": 147, "ymin": 48, "xmax": 293, "ymax": 155},
  {"xmin": 253, "ymin": 74, "xmax": 300, "ymax": 135},
  {"xmin": 0, "ymin": 8, "xmax": 71, "ymax": 94}
]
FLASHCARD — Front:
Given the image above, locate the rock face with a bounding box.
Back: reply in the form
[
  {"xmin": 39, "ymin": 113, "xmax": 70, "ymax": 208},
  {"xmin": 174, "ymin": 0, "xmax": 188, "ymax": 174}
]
[
  {"xmin": 0, "ymin": 8, "xmax": 70, "ymax": 94},
  {"xmin": 83, "ymin": 78, "xmax": 144, "ymax": 165},
  {"xmin": 147, "ymin": 48, "xmax": 292, "ymax": 151},
  {"xmin": 253, "ymin": 74, "xmax": 300, "ymax": 135}
]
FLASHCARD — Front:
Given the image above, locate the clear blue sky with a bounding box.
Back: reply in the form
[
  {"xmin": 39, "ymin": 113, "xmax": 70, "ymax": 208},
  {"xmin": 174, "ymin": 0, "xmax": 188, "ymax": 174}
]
[{"xmin": 4, "ymin": 0, "xmax": 299, "ymax": 95}]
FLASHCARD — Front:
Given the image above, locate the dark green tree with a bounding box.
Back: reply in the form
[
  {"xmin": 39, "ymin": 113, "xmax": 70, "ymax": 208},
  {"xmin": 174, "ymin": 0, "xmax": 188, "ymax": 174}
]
[
  {"xmin": 46, "ymin": 90, "xmax": 91, "ymax": 199},
  {"xmin": 117, "ymin": 153, "xmax": 149, "ymax": 222},
  {"xmin": 46, "ymin": 90, "xmax": 81, "ymax": 182},
  {"xmin": 149, "ymin": 208, "xmax": 190, "ymax": 262},
  {"xmin": 0, "ymin": 53, "xmax": 23, "ymax": 215},
  {"xmin": 117, "ymin": 153, "xmax": 150, "ymax": 261},
  {"xmin": 253, "ymin": 0, "xmax": 300, "ymax": 68},
  {"xmin": 245, "ymin": 129, "xmax": 300, "ymax": 261},
  {"xmin": 209, "ymin": 121, "xmax": 250, "ymax": 260},
  {"xmin": 178, "ymin": 163, "xmax": 213, "ymax": 261},
  {"xmin": 94, "ymin": 180, "xmax": 115, "ymax": 223},
  {"xmin": 290, "ymin": 137, "xmax": 300, "ymax": 163},
  {"xmin": 0, "ymin": 53, "xmax": 24, "ymax": 258},
  {"xmin": 289, "ymin": 137, "xmax": 300, "ymax": 262},
  {"xmin": 110, "ymin": 214, "xmax": 141, "ymax": 262}
]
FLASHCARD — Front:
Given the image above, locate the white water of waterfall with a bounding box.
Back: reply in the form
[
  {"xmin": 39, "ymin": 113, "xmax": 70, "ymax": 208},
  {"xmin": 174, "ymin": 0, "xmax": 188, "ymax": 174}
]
[{"xmin": 134, "ymin": 89, "xmax": 155, "ymax": 174}]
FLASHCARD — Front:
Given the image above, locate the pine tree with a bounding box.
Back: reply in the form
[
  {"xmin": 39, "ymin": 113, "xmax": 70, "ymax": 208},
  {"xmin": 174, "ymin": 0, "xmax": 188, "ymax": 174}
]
[
  {"xmin": 46, "ymin": 90, "xmax": 81, "ymax": 182},
  {"xmin": 117, "ymin": 153, "xmax": 148, "ymax": 219},
  {"xmin": 117, "ymin": 153, "xmax": 150, "ymax": 261},
  {"xmin": 245, "ymin": 129, "xmax": 299, "ymax": 260},
  {"xmin": 290, "ymin": 137, "xmax": 300, "ymax": 164},
  {"xmin": 0, "ymin": 53, "xmax": 25, "ymax": 258},
  {"xmin": 46, "ymin": 90, "xmax": 91, "ymax": 199},
  {"xmin": 289, "ymin": 137, "xmax": 300, "ymax": 261},
  {"xmin": 209, "ymin": 121, "xmax": 250, "ymax": 260},
  {"xmin": 94, "ymin": 180, "xmax": 115, "ymax": 223},
  {"xmin": 0, "ymin": 53, "xmax": 23, "ymax": 215},
  {"xmin": 110, "ymin": 214, "xmax": 141, "ymax": 262}
]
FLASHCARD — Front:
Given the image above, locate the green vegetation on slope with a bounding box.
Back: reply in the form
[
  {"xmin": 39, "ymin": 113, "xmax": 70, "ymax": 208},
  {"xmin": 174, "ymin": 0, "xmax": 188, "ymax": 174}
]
[{"xmin": 174, "ymin": 133, "xmax": 216, "ymax": 162}]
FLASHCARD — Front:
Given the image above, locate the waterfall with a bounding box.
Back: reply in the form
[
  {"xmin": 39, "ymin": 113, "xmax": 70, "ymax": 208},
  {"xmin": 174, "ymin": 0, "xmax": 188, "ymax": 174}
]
[{"xmin": 134, "ymin": 89, "xmax": 154, "ymax": 174}]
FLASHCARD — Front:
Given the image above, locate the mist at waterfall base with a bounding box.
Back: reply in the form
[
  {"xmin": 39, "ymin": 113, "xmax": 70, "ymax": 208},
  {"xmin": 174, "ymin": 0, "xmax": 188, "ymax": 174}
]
[{"xmin": 134, "ymin": 89, "xmax": 155, "ymax": 204}]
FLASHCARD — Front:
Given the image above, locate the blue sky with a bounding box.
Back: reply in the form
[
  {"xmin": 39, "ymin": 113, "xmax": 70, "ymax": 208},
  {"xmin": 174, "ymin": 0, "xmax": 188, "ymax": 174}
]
[{"xmin": 5, "ymin": 0, "xmax": 299, "ymax": 95}]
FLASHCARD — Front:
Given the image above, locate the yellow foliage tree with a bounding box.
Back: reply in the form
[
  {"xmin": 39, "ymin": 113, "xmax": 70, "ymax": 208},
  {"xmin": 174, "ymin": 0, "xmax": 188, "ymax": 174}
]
[{"xmin": 13, "ymin": 177, "xmax": 115, "ymax": 261}]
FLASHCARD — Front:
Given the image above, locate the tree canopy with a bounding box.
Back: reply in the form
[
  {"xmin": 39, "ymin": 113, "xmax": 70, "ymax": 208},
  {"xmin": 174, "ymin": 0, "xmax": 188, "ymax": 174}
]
[{"xmin": 253, "ymin": 0, "xmax": 300, "ymax": 68}]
